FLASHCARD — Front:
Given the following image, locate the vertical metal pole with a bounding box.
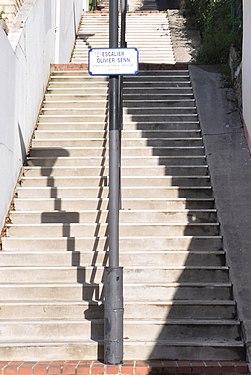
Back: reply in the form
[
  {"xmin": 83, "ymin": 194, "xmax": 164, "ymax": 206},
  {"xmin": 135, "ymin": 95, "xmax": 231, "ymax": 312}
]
[
  {"xmin": 120, "ymin": 0, "xmax": 127, "ymax": 48},
  {"xmin": 104, "ymin": 0, "xmax": 123, "ymax": 365},
  {"xmin": 118, "ymin": 0, "xmax": 127, "ymax": 207}
]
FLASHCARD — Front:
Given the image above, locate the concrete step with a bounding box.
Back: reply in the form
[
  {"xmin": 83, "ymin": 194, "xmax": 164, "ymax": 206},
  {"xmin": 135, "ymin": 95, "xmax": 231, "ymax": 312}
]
[
  {"xmin": 47, "ymin": 82, "xmax": 192, "ymax": 89},
  {"xmin": 43, "ymin": 100, "xmax": 109, "ymax": 109},
  {"xmin": 42, "ymin": 99, "xmax": 196, "ymax": 109},
  {"xmin": 49, "ymin": 75, "xmax": 190, "ymax": 82},
  {"xmin": 1, "ymin": 236, "xmax": 223, "ymax": 252},
  {"xmin": 0, "ymin": 266, "xmax": 228, "ymax": 283},
  {"xmin": 31, "ymin": 138, "xmax": 203, "ymax": 148},
  {"xmin": 0, "ymin": 250, "xmax": 225, "ymax": 267},
  {"xmin": 0, "ymin": 340, "xmax": 244, "ymax": 361},
  {"xmin": 26, "ymin": 155, "xmax": 206, "ymax": 167},
  {"xmin": 51, "ymin": 70, "xmax": 189, "ymax": 77},
  {"xmin": 46, "ymin": 88, "xmax": 192, "ymax": 95},
  {"xmin": 36, "ymin": 121, "xmax": 200, "ymax": 131},
  {"xmin": 19, "ymin": 175, "xmax": 211, "ymax": 187},
  {"xmin": 38, "ymin": 115, "xmax": 198, "ymax": 123},
  {"xmin": 71, "ymin": 53, "xmax": 175, "ymax": 60},
  {"xmin": 0, "ymin": 300, "xmax": 235, "ymax": 320},
  {"xmin": 12, "ymin": 195, "xmax": 214, "ymax": 210},
  {"xmin": 0, "ymin": 282, "xmax": 231, "ymax": 301},
  {"xmin": 34, "ymin": 130, "xmax": 201, "ymax": 139},
  {"xmin": 22, "ymin": 165, "xmax": 208, "ymax": 177},
  {"xmin": 44, "ymin": 93, "xmax": 194, "ymax": 101},
  {"xmin": 10, "ymin": 209, "xmax": 217, "ymax": 223},
  {"xmin": 6, "ymin": 222, "xmax": 220, "ymax": 237},
  {"xmin": 77, "ymin": 35, "xmax": 171, "ymax": 40},
  {"xmin": 29, "ymin": 146, "xmax": 206, "ymax": 157},
  {"xmin": 13, "ymin": 197, "xmax": 214, "ymax": 211},
  {"xmin": 0, "ymin": 319, "xmax": 240, "ymax": 341}
]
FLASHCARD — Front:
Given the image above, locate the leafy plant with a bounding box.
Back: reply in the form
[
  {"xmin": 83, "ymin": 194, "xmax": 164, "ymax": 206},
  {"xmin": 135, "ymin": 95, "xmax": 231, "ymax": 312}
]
[
  {"xmin": 185, "ymin": 0, "xmax": 242, "ymax": 64},
  {"xmin": 0, "ymin": 10, "xmax": 5, "ymax": 20}
]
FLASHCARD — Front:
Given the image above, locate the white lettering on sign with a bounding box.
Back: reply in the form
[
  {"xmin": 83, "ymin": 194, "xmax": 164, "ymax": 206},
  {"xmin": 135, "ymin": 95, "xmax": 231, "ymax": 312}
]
[{"xmin": 88, "ymin": 48, "xmax": 139, "ymax": 76}]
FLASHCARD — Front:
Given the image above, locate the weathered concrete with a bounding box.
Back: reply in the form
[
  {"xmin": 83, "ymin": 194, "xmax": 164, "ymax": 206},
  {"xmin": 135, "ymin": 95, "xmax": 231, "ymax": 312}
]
[{"xmin": 190, "ymin": 64, "xmax": 251, "ymax": 361}]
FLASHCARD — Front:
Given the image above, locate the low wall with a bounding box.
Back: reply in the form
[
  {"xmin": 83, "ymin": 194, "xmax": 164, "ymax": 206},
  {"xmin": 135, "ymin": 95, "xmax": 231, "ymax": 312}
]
[
  {"xmin": 0, "ymin": 0, "xmax": 83, "ymax": 231},
  {"xmin": 243, "ymin": 0, "xmax": 251, "ymax": 152}
]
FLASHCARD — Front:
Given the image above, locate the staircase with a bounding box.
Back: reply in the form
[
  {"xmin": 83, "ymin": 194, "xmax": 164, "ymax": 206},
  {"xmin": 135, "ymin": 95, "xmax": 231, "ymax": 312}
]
[
  {"xmin": 95, "ymin": 0, "xmax": 158, "ymax": 12},
  {"xmin": 0, "ymin": 8, "xmax": 245, "ymax": 362},
  {"xmin": 72, "ymin": 12, "xmax": 175, "ymax": 65}
]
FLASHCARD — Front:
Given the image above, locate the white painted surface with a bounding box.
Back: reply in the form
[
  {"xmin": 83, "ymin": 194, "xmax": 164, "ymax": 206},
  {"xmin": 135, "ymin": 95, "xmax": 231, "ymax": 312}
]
[
  {"xmin": 0, "ymin": 27, "xmax": 16, "ymax": 229},
  {"xmin": 55, "ymin": 0, "xmax": 83, "ymax": 63},
  {"xmin": 243, "ymin": 0, "xmax": 251, "ymax": 139},
  {"xmin": 83, "ymin": 0, "xmax": 89, "ymax": 11},
  {"xmin": 89, "ymin": 48, "xmax": 139, "ymax": 75},
  {"xmin": 0, "ymin": 0, "xmax": 83, "ymax": 230}
]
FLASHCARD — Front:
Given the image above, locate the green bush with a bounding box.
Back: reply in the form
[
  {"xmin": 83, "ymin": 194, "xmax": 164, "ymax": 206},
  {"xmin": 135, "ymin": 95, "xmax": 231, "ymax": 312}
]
[{"xmin": 186, "ymin": 0, "xmax": 242, "ymax": 64}]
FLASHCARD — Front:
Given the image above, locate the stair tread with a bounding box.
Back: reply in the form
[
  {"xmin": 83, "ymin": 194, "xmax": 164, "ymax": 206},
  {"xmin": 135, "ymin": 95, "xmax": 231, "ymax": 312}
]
[
  {"xmin": 0, "ymin": 319, "xmax": 239, "ymax": 325},
  {"xmin": 0, "ymin": 282, "xmax": 231, "ymax": 286},
  {"xmin": 0, "ymin": 300, "xmax": 234, "ymax": 305},
  {"xmin": 0, "ymin": 339, "xmax": 243, "ymax": 346},
  {"xmin": 0, "ymin": 266, "xmax": 228, "ymax": 270}
]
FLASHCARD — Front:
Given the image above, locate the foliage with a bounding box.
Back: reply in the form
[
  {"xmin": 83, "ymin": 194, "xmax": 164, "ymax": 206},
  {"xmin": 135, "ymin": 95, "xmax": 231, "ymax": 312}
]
[
  {"xmin": 185, "ymin": 0, "xmax": 242, "ymax": 64},
  {"xmin": 0, "ymin": 10, "xmax": 5, "ymax": 20}
]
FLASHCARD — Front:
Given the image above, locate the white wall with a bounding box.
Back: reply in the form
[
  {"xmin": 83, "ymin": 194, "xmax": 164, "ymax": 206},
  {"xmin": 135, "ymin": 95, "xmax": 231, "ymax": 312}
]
[
  {"xmin": 0, "ymin": 27, "xmax": 16, "ymax": 230},
  {"xmin": 55, "ymin": 0, "xmax": 84, "ymax": 63},
  {"xmin": 0, "ymin": 0, "xmax": 83, "ymax": 230},
  {"xmin": 243, "ymin": 0, "xmax": 251, "ymax": 149}
]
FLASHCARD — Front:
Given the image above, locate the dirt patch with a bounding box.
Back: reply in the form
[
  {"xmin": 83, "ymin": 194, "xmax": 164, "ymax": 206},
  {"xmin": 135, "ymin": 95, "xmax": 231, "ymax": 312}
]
[{"xmin": 167, "ymin": 9, "xmax": 201, "ymax": 63}]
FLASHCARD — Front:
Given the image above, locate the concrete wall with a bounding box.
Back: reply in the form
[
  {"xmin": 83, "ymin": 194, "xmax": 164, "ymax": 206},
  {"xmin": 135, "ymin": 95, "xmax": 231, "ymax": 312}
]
[
  {"xmin": 0, "ymin": 27, "xmax": 16, "ymax": 232},
  {"xmin": 0, "ymin": 0, "xmax": 83, "ymax": 231},
  {"xmin": 55, "ymin": 0, "xmax": 84, "ymax": 63},
  {"xmin": 243, "ymin": 0, "xmax": 251, "ymax": 151}
]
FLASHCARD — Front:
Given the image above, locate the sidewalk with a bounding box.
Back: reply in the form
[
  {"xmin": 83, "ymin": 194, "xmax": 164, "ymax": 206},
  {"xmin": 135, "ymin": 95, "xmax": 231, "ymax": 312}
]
[{"xmin": 0, "ymin": 360, "xmax": 249, "ymax": 375}]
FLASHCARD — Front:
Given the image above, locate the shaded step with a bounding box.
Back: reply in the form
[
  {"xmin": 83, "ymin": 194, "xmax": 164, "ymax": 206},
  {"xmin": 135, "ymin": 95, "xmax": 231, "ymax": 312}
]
[
  {"xmin": 0, "ymin": 299, "xmax": 235, "ymax": 320},
  {"xmin": 10, "ymin": 208, "xmax": 218, "ymax": 223},
  {"xmin": 6, "ymin": 222, "xmax": 221, "ymax": 237},
  {"xmin": 0, "ymin": 319, "xmax": 240, "ymax": 341},
  {"xmin": 22, "ymin": 165, "xmax": 208, "ymax": 177},
  {"xmin": 31, "ymin": 138, "xmax": 203, "ymax": 148},
  {"xmin": 0, "ymin": 250, "xmax": 225, "ymax": 267},
  {"xmin": 19, "ymin": 175, "xmax": 212, "ymax": 187},
  {"xmin": 36, "ymin": 122, "xmax": 200, "ymax": 131},
  {"xmin": 29, "ymin": 146, "xmax": 206, "ymax": 157},
  {"xmin": 1, "ymin": 236, "xmax": 223, "ymax": 252},
  {"xmin": 0, "ymin": 266, "xmax": 229, "ymax": 283},
  {"xmin": 26, "ymin": 155, "xmax": 206, "ymax": 167},
  {"xmin": 0, "ymin": 282, "xmax": 231, "ymax": 301},
  {"xmin": 13, "ymin": 197, "xmax": 215, "ymax": 210},
  {"xmin": 34, "ymin": 130, "xmax": 201, "ymax": 139},
  {"xmin": 0, "ymin": 340, "xmax": 244, "ymax": 361}
]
